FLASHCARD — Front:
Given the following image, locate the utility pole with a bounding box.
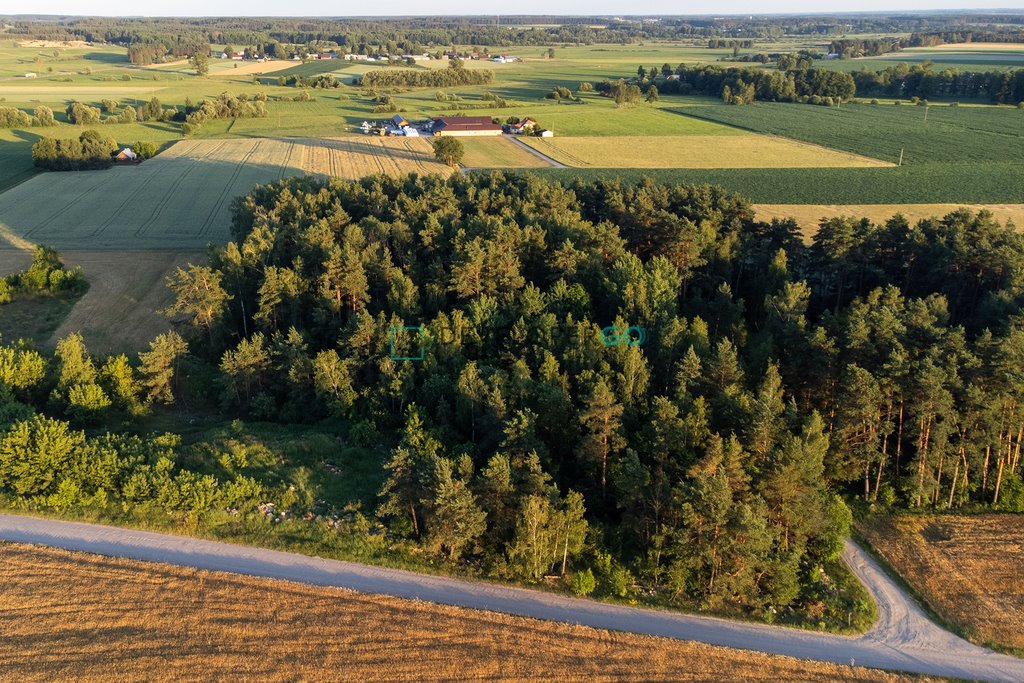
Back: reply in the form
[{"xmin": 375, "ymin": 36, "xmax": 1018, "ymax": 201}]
[{"xmin": 898, "ymin": 148, "xmax": 904, "ymax": 166}]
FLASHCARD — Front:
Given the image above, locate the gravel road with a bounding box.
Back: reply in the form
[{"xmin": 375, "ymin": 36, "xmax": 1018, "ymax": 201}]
[{"xmin": 1, "ymin": 513, "xmax": 1021, "ymax": 682}]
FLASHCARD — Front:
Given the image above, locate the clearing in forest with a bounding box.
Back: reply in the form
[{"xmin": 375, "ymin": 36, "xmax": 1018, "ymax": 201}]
[
  {"xmin": 859, "ymin": 515, "xmax": 1024, "ymax": 653},
  {"xmin": 0, "ymin": 542, "xmax": 926, "ymax": 683},
  {"xmin": 521, "ymin": 135, "xmax": 891, "ymax": 169}
]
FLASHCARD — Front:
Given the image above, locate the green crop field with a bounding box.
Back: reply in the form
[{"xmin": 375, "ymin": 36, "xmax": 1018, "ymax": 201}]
[
  {"xmin": 532, "ymin": 162, "xmax": 1024, "ymax": 204},
  {"xmin": 678, "ymin": 101, "xmax": 1024, "ymax": 165}
]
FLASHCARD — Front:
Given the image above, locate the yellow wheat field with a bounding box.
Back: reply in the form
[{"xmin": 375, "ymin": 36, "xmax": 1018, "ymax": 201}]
[
  {"xmin": 521, "ymin": 135, "xmax": 892, "ymax": 169},
  {"xmin": 0, "ymin": 137, "xmax": 451, "ymax": 251},
  {"xmin": 859, "ymin": 515, "xmax": 1024, "ymax": 653},
  {"xmin": 753, "ymin": 203, "xmax": 1024, "ymax": 238},
  {"xmin": 0, "ymin": 542, "xmax": 931, "ymax": 683}
]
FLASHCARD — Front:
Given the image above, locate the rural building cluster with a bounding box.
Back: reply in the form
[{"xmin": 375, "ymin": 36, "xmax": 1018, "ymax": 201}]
[{"xmin": 360, "ymin": 115, "xmax": 552, "ymax": 137}]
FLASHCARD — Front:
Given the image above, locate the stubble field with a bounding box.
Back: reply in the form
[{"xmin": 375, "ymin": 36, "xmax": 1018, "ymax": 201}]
[
  {"xmin": 523, "ymin": 135, "xmax": 892, "ymax": 168},
  {"xmin": 858, "ymin": 515, "xmax": 1024, "ymax": 653},
  {"xmin": 753, "ymin": 203, "xmax": 1024, "ymax": 236},
  {"xmin": 0, "ymin": 542, "xmax": 932, "ymax": 683}
]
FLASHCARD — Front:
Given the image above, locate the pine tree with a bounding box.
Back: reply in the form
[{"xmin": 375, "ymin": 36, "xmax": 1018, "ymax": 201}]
[
  {"xmin": 578, "ymin": 378, "xmax": 625, "ymax": 498},
  {"xmin": 137, "ymin": 331, "xmax": 188, "ymax": 405}
]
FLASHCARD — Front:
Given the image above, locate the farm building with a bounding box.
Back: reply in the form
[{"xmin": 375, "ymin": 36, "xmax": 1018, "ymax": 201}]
[
  {"xmin": 431, "ymin": 116, "xmax": 503, "ymax": 137},
  {"xmin": 113, "ymin": 147, "xmax": 137, "ymax": 162},
  {"xmin": 392, "ymin": 114, "xmax": 409, "ymax": 129}
]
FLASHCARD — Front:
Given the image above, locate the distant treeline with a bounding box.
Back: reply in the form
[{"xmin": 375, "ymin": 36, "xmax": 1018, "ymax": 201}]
[
  {"xmin": 125, "ymin": 34, "xmax": 210, "ymax": 65},
  {"xmin": 828, "ymin": 38, "xmax": 901, "ymax": 59},
  {"xmin": 8, "ymin": 15, "xmax": 1024, "ymax": 56},
  {"xmin": 652, "ymin": 65, "xmax": 856, "ymax": 105},
  {"xmin": 910, "ymin": 30, "xmax": 1024, "ymax": 46},
  {"xmin": 853, "ymin": 65, "xmax": 1024, "ymax": 104},
  {"xmin": 642, "ymin": 62, "xmax": 1024, "ymax": 106},
  {"xmin": 359, "ymin": 67, "xmax": 493, "ymax": 88}
]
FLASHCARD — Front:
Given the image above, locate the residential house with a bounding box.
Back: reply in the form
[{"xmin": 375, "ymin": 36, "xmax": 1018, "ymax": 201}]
[{"xmin": 509, "ymin": 118, "xmax": 537, "ymax": 134}]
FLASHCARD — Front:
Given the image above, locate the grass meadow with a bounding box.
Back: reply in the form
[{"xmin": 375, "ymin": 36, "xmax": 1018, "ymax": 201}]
[{"xmin": 0, "ymin": 542, "xmax": 929, "ymax": 683}]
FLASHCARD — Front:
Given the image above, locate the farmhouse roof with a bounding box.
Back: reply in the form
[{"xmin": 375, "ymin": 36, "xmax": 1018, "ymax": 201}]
[{"xmin": 431, "ymin": 116, "xmax": 501, "ymax": 133}]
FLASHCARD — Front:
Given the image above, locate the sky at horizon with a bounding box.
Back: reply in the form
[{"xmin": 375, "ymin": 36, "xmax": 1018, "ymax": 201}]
[{"xmin": 16, "ymin": 2, "xmax": 1024, "ymax": 18}]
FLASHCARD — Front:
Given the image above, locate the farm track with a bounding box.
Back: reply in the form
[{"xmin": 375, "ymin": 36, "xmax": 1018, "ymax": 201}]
[{"xmin": 1, "ymin": 515, "xmax": 1023, "ymax": 683}]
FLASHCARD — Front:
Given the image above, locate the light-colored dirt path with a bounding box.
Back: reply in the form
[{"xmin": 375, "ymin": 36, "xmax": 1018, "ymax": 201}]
[
  {"xmin": 505, "ymin": 135, "xmax": 567, "ymax": 168},
  {"xmin": 0, "ymin": 514, "xmax": 1021, "ymax": 681}
]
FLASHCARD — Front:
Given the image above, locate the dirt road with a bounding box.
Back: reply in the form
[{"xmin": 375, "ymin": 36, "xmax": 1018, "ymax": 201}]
[{"xmin": 0, "ymin": 513, "xmax": 1021, "ymax": 681}]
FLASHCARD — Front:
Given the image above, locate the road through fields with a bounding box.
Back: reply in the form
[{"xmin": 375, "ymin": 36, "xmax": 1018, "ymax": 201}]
[{"xmin": 1, "ymin": 514, "xmax": 1022, "ymax": 681}]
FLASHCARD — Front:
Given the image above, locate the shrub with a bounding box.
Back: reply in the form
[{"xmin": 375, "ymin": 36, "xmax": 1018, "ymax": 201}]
[
  {"xmin": 570, "ymin": 568, "xmax": 597, "ymax": 596},
  {"xmin": 32, "ymin": 105, "xmax": 56, "ymax": 126},
  {"xmin": 132, "ymin": 141, "xmax": 159, "ymax": 160},
  {"xmin": 66, "ymin": 101, "xmax": 101, "ymax": 124},
  {"xmin": 0, "ymin": 106, "xmax": 31, "ymax": 128}
]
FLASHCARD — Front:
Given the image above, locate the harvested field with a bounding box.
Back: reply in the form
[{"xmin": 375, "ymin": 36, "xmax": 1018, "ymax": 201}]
[
  {"xmin": 50, "ymin": 250, "xmax": 201, "ymax": 353},
  {"xmin": 753, "ymin": 203, "xmax": 1024, "ymax": 237},
  {"xmin": 459, "ymin": 136, "xmax": 555, "ymax": 168},
  {"xmin": 859, "ymin": 515, "xmax": 1024, "ymax": 653},
  {"xmin": 209, "ymin": 59, "xmax": 294, "ymax": 76},
  {"xmin": 299, "ymin": 136, "xmax": 447, "ymax": 178},
  {"xmin": 0, "ymin": 542, "xmax": 930, "ymax": 683},
  {"xmin": 14, "ymin": 40, "xmax": 92, "ymax": 48},
  {"xmin": 0, "ymin": 249, "xmax": 191, "ymax": 352},
  {"xmin": 0, "ymin": 137, "xmax": 451, "ymax": 251},
  {"xmin": 521, "ymin": 135, "xmax": 892, "ymax": 169}
]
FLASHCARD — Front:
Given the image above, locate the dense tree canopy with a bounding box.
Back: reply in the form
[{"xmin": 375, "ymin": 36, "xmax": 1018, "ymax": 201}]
[{"xmin": 5, "ymin": 168, "xmax": 1024, "ymax": 625}]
